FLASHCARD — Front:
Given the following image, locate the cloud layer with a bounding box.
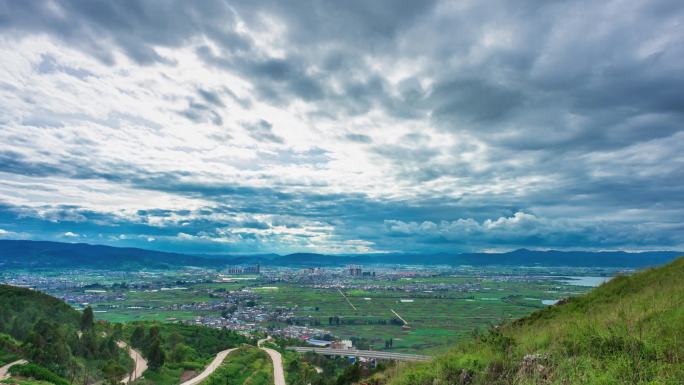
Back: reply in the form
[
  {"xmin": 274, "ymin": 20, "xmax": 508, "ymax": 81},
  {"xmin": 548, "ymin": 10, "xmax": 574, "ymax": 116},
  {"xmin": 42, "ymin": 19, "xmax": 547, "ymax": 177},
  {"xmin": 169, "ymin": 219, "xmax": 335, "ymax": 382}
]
[{"xmin": 0, "ymin": 0, "xmax": 683, "ymax": 253}]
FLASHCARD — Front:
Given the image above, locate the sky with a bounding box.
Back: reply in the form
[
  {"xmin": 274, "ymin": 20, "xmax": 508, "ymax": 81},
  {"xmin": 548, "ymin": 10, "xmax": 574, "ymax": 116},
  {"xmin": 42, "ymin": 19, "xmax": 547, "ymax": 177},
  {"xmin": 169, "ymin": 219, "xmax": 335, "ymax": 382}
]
[{"xmin": 0, "ymin": 0, "xmax": 683, "ymax": 255}]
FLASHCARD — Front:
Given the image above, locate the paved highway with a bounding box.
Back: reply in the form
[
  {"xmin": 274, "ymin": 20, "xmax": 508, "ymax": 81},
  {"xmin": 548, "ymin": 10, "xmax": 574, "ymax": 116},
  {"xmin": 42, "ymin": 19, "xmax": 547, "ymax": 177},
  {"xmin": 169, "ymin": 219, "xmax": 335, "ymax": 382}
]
[{"xmin": 287, "ymin": 347, "xmax": 432, "ymax": 362}]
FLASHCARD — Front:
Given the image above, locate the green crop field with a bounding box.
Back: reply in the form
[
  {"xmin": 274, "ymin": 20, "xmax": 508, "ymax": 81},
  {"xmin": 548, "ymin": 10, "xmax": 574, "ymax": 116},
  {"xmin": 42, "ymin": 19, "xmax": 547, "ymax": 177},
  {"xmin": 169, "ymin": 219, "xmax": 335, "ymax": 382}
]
[
  {"xmin": 8, "ymin": 267, "xmax": 606, "ymax": 354},
  {"xmin": 256, "ymin": 276, "xmax": 594, "ymax": 354}
]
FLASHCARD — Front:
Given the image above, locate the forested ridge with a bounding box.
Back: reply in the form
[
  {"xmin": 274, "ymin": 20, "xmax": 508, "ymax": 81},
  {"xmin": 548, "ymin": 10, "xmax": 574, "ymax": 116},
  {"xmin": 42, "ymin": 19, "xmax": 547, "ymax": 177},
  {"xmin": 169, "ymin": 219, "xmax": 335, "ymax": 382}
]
[
  {"xmin": 0, "ymin": 285, "xmax": 250, "ymax": 385},
  {"xmin": 0, "ymin": 285, "xmax": 132, "ymax": 384}
]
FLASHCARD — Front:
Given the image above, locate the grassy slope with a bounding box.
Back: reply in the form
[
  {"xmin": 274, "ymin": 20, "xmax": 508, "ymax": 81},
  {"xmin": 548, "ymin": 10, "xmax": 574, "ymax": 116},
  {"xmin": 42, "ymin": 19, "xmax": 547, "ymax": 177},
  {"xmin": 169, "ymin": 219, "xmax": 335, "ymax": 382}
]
[{"xmin": 374, "ymin": 257, "xmax": 684, "ymax": 385}]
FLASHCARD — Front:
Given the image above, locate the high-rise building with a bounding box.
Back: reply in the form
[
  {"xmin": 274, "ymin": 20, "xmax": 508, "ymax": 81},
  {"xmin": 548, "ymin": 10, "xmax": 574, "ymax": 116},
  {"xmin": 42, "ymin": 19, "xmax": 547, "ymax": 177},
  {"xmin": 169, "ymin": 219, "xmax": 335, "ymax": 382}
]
[{"xmin": 348, "ymin": 264, "xmax": 362, "ymax": 277}]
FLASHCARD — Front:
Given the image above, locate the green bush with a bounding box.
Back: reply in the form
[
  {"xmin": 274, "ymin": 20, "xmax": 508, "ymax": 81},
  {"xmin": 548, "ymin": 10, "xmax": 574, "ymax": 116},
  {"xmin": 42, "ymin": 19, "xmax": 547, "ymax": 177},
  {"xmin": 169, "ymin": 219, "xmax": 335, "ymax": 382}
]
[{"xmin": 8, "ymin": 363, "xmax": 70, "ymax": 385}]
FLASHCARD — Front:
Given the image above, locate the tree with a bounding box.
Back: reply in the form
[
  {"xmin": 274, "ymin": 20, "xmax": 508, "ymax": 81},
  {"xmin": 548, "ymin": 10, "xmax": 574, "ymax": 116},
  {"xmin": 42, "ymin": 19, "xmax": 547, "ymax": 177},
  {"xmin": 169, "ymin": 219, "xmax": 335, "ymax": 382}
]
[
  {"xmin": 24, "ymin": 320, "xmax": 72, "ymax": 374},
  {"xmin": 112, "ymin": 323, "xmax": 123, "ymax": 340},
  {"xmin": 336, "ymin": 363, "xmax": 361, "ymax": 385},
  {"xmin": 147, "ymin": 338, "xmax": 165, "ymax": 369},
  {"xmin": 103, "ymin": 335, "xmax": 119, "ymax": 358},
  {"xmin": 170, "ymin": 343, "xmax": 193, "ymax": 363},
  {"xmin": 80, "ymin": 307, "xmax": 94, "ymax": 331},
  {"xmin": 10, "ymin": 318, "xmax": 25, "ymax": 340},
  {"xmin": 144, "ymin": 326, "xmax": 161, "ymax": 352},
  {"xmin": 80, "ymin": 330, "xmax": 98, "ymax": 358},
  {"xmin": 102, "ymin": 361, "xmax": 127, "ymax": 385},
  {"xmin": 168, "ymin": 332, "xmax": 183, "ymax": 349},
  {"xmin": 130, "ymin": 325, "xmax": 145, "ymax": 349}
]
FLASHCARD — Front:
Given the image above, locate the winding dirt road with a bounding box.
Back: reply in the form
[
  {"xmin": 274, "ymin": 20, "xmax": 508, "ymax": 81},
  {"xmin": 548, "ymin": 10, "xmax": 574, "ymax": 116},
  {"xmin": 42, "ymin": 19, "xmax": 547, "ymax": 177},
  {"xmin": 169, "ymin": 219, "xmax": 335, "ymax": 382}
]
[
  {"xmin": 1, "ymin": 343, "xmax": 283, "ymax": 385},
  {"xmin": 1, "ymin": 342, "xmax": 147, "ymax": 384},
  {"xmin": 260, "ymin": 347, "xmax": 286, "ymax": 385},
  {"xmin": 257, "ymin": 338, "xmax": 286, "ymax": 385},
  {"xmin": 117, "ymin": 341, "xmax": 148, "ymax": 384},
  {"xmin": 178, "ymin": 348, "xmax": 237, "ymax": 385},
  {"xmin": 0, "ymin": 359, "xmax": 28, "ymax": 380}
]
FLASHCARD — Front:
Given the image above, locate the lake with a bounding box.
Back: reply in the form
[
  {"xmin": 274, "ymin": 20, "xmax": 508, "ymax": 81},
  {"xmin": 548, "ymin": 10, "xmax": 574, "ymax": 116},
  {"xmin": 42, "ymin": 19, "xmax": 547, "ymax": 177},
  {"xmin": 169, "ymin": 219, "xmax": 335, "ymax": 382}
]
[{"xmin": 559, "ymin": 276, "xmax": 612, "ymax": 287}]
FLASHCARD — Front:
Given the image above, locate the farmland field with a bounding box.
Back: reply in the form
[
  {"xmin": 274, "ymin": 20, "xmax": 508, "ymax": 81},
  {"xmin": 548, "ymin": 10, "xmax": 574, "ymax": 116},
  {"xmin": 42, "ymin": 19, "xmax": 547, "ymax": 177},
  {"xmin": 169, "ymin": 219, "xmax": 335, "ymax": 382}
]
[
  {"xmin": 254, "ymin": 276, "xmax": 595, "ymax": 353},
  {"xmin": 0, "ymin": 265, "xmax": 621, "ymax": 354}
]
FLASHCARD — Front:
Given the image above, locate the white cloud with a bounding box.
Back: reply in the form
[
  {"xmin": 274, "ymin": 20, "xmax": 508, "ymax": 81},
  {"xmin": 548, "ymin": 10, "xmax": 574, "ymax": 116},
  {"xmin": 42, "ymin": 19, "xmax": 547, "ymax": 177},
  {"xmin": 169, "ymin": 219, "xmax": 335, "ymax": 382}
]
[{"xmin": 0, "ymin": 1, "xmax": 682, "ymax": 253}]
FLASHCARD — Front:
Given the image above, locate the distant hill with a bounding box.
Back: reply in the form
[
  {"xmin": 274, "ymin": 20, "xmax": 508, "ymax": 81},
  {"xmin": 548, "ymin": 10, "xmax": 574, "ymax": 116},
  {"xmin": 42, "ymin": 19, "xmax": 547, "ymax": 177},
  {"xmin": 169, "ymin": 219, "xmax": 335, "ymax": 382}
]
[
  {"xmin": 269, "ymin": 249, "xmax": 682, "ymax": 268},
  {"xmin": 372, "ymin": 256, "xmax": 684, "ymax": 384},
  {"xmin": 0, "ymin": 239, "xmax": 680, "ymax": 269},
  {"xmin": 0, "ymin": 240, "xmax": 223, "ymax": 269}
]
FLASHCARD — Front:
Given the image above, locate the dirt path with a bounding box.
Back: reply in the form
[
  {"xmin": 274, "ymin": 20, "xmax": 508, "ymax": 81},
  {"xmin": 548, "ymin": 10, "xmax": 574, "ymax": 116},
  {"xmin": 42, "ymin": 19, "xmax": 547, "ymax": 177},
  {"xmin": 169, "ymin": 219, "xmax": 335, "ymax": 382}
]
[
  {"xmin": 178, "ymin": 348, "xmax": 237, "ymax": 385},
  {"xmin": 390, "ymin": 309, "xmax": 409, "ymax": 325},
  {"xmin": 0, "ymin": 359, "xmax": 28, "ymax": 380},
  {"xmin": 0, "ymin": 342, "xmax": 146, "ymax": 384},
  {"xmin": 117, "ymin": 341, "xmax": 148, "ymax": 384},
  {"xmin": 259, "ymin": 348, "xmax": 286, "ymax": 385},
  {"xmin": 257, "ymin": 337, "xmax": 286, "ymax": 385},
  {"xmin": 337, "ymin": 288, "xmax": 358, "ymax": 311}
]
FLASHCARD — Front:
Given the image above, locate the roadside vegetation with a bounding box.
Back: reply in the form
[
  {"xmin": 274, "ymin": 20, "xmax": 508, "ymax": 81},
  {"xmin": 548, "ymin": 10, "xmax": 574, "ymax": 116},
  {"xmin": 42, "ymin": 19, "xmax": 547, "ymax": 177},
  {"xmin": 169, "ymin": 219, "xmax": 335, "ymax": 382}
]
[
  {"xmin": 260, "ymin": 338, "xmax": 387, "ymax": 385},
  {"xmin": 371, "ymin": 257, "xmax": 684, "ymax": 384},
  {"xmin": 123, "ymin": 322, "xmax": 250, "ymax": 385},
  {"xmin": 201, "ymin": 347, "xmax": 272, "ymax": 385}
]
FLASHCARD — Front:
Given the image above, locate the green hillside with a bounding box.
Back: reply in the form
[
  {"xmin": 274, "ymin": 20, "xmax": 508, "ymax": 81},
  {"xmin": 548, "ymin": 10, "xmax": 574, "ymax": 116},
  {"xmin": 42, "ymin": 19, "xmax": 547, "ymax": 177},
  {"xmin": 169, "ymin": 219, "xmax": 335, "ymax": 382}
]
[
  {"xmin": 372, "ymin": 257, "xmax": 684, "ymax": 385},
  {"xmin": 0, "ymin": 285, "xmax": 251, "ymax": 385},
  {"xmin": 0, "ymin": 285, "xmax": 81, "ymax": 337},
  {"xmin": 0, "ymin": 285, "xmax": 133, "ymax": 384}
]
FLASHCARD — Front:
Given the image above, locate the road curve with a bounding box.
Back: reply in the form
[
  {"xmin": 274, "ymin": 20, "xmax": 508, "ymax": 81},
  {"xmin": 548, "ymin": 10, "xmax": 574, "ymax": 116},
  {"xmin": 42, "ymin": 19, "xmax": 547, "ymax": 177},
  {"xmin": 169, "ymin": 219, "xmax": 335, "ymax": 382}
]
[
  {"xmin": 0, "ymin": 359, "xmax": 28, "ymax": 380},
  {"xmin": 117, "ymin": 341, "xmax": 148, "ymax": 384},
  {"xmin": 1, "ymin": 343, "xmax": 147, "ymax": 385},
  {"xmin": 260, "ymin": 347, "xmax": 286, "ymax": 385},
  {"xmin": 178, "ymin": 348, "xmax": 237, "ymax": 385}
]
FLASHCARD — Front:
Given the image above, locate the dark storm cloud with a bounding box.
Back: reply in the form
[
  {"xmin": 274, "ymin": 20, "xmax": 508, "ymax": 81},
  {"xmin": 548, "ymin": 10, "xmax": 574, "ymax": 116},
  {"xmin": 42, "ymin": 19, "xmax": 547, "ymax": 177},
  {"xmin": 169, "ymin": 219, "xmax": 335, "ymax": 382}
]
[
  {"xmin": 195, "ymin": 45, "xmax": 327, "ymax": 106},
  {"xmin": 429, "ymin": 79, "xmax": 523, "ymax": 124},
  {"xmin": 0, "ymin": 0, "xmax": 426, "ymax": 111},
  {"xmin": 0, "ymin": 0, "xmax": 249, "ymax": 65}
]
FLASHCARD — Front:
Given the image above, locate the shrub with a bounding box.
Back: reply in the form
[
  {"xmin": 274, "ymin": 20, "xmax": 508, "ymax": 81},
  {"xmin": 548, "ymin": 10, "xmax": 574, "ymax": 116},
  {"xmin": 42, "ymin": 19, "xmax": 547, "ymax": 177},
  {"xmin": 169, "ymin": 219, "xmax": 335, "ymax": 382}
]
[{"xmin": 8, "ymin": 363, "xmax": 70, "ymax": 385}]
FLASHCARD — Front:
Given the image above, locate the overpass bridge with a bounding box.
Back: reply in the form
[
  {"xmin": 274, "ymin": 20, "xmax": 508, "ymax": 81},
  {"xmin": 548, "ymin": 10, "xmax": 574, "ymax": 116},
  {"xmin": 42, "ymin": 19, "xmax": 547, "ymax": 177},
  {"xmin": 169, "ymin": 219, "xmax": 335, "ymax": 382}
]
[{"xmin": 287, "ymin": 347, "xmax": 432, "ymax": 362}]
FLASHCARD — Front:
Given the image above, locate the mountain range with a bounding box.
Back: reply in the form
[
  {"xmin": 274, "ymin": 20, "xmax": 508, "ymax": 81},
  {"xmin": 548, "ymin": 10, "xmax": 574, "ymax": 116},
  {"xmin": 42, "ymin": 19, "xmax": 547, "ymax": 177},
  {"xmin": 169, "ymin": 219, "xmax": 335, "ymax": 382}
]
[{"xmin": 0, "ymin": 240, "xmax": 681, "ymax": 269}]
